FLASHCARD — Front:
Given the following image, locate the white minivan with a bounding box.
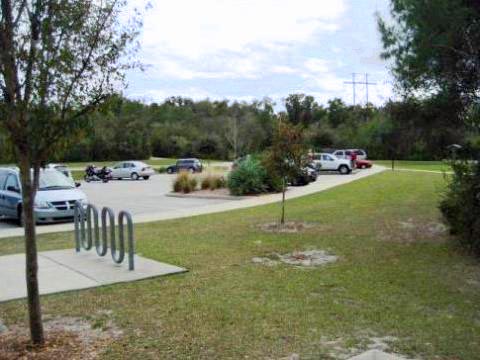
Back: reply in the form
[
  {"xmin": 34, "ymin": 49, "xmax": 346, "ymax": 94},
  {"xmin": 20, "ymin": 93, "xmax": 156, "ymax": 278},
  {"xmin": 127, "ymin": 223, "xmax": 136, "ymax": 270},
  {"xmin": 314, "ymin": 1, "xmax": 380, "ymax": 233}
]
[
  {"xmin": 0, "ymin": 168, "xmax": 88, "ymax": 225},
  {"xmin": 333, "ymin": 149, "xmax": 367, "ymax": 160}
]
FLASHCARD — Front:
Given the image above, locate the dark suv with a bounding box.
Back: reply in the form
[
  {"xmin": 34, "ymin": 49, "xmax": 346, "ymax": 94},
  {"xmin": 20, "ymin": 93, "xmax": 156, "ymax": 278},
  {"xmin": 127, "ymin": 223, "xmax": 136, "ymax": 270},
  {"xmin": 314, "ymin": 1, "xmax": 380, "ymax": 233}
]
[{"xmin": 166, "ymin": 158, "xmax": 203, "ymax": 174}]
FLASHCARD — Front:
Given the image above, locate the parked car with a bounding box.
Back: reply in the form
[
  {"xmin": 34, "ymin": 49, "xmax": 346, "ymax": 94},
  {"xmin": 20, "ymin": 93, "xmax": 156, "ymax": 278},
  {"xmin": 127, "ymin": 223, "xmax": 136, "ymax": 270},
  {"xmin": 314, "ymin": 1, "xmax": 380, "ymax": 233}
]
[
  {"xmin": 0, "ymin": 168, "xmax": 87, "ymax": 226},
  {"xmin": 333, "ymin": 149, "xmax": 367, "ymax": 160},
  {"xmin": 311, "ymin": 153, "xmax": 352, "ymax": 174},
  {"xmin": 110, "ymin": 161, "xmax": 155, "ymax": 180},
  {"xmin": 306, "ymin": 164, "xmax": 318, "ymax": 182},
  {"xmin": 289, "ymin": 168, "xmax": 311, "ymax": 186},
  {"xmin": 166, "ymin": 158, "xmax": 203, "ymax": 174},
  {"xmin": 356, "ymin": 159, "xmax": 373, "ymax": 169}
]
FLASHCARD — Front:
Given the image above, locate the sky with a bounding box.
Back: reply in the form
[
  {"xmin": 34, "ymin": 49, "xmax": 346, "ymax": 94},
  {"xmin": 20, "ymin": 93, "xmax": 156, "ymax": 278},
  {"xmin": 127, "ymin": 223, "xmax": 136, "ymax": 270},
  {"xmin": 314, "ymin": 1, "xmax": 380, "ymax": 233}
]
[{"xmin": 125, "ymin": 0, "xmax": 395, "ymax": 110}]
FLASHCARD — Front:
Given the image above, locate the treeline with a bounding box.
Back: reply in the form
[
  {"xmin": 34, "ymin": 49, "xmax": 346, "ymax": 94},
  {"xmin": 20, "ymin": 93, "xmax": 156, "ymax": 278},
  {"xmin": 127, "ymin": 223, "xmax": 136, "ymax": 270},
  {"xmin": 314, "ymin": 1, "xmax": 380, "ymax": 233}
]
[{"xmin": 0, "ymin": 93, "xmax": 476, "ymax": 163}]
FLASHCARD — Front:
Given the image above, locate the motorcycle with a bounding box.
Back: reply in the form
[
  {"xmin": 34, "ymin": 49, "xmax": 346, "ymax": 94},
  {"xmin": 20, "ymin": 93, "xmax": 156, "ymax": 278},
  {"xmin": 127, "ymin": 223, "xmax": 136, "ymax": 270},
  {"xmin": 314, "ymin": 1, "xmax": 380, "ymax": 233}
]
[{"xmin": 84, "ymin": 165, "xmax": 112, "ymax": 183}]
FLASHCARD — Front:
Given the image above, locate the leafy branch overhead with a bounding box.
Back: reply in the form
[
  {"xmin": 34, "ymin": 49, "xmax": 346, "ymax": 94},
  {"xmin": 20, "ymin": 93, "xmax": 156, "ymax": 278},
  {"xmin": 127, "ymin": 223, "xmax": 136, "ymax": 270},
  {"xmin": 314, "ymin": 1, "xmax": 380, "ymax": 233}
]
[
  {"xmin": 0, "ymin": 0, "xmax": 141, "ymax": 162},
  {"xmin": 378, "ymin": 0, "xmax": 480, "ymax": 107}
]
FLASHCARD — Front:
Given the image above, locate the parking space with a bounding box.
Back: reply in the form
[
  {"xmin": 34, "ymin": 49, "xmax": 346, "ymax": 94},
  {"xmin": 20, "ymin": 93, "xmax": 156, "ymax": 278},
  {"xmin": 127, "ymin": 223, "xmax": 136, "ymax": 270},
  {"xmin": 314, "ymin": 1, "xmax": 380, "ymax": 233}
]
[
  {"xmin": 0, "ymin": 166, "xmax": 385, "ymax": 237},
  {"xmin": 0, "ymin": 174, "xmax": 230, "ymax": 231}
]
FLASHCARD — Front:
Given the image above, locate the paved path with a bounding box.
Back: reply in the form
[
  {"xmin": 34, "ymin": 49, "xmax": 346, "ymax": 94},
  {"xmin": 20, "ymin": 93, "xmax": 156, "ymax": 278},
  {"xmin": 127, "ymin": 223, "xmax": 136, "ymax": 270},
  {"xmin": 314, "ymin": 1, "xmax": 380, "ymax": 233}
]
[
  {"xmin": 0, "ymin": 249, "xmax": 186, "ymax": 302},
  {"xmin": 0, "ymin": 166, "xmax": 385, "ymax": 239}
]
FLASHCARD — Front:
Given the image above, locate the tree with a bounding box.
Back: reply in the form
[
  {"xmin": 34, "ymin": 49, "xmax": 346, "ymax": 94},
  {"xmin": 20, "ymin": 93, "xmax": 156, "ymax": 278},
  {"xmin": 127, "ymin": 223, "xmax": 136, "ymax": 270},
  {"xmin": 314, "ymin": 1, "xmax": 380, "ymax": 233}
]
[
  {"xmin": 0, "ymin": 0, "xmax": 140, "ymax": 345},
  {"xmin": 378, "ymin": 0, "xmax": 480, "ymax": 108},
  {"xmin": 264, "ymin": 118, "xmax": 307, "ymax": 224},
  {"xmin": 284, "ymin": 93, "xmax": 317, "ymax": 127}
]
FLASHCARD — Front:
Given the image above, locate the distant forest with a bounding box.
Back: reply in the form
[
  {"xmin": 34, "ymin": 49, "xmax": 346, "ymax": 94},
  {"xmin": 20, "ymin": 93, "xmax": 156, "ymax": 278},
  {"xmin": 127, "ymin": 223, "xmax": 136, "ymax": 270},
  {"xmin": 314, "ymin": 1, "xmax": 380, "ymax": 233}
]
[{"xmin": 0, "ymin": 93, "xmax": 476, "ymax": 162}]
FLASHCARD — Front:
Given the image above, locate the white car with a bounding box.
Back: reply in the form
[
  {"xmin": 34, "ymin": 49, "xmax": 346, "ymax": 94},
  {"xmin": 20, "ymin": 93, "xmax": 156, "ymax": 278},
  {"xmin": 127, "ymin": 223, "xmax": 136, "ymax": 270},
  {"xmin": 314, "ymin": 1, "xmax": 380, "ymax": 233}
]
[
  {"xmin": 312, "ymin": 153, "xmax": 352, "ymax": 174},
  {"xmin": 110, "ymin": 161, "xmax": 155, "ymax": 180},
  {"xmin": 333, "ymin": 149, "xmax": 367, "ymax": 160}
]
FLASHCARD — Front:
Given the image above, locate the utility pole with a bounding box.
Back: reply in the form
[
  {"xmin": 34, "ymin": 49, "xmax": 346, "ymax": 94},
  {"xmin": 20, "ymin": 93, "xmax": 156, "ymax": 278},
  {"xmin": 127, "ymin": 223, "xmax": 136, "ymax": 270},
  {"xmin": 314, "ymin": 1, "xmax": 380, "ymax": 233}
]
[
  {"xmin": 344, "ymin": 73, "xmax": 359, "ymax": 105},
  {"xmin": 344, "ymin": 73, "xmax": 377, "ymax": 105}
]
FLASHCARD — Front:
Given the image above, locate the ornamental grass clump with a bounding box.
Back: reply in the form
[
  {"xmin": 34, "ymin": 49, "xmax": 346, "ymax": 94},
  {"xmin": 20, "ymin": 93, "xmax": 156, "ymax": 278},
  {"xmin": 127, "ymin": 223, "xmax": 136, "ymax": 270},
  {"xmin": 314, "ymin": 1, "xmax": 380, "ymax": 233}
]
[
  {"xmin": 201, "ymin": 175, "xmax": 226, "ymax": 190},
  {"xmin": 173, "ymin": 172, "xmax": 198, "ymax": 193}
]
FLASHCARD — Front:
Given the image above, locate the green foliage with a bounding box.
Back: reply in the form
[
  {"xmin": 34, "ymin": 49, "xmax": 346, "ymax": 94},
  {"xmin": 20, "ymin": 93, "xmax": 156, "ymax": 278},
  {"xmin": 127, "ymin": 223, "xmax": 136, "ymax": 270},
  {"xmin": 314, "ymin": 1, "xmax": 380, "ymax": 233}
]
[
  {"xmin": 378, "ymin": 0, "xmax": 480, "ymax": 107},
  {"xmin": 173, "ymin": 172, "xmax": 198, "ymax": 193},
  {"xmin": 263, "ymin": 120, "xmax": 308, "ymax": 182},
  {"xmin": 228, "ymin": 157, "xmax": 268, "ymax": 196},
  {"xmin": 440, "ymin": 160, "xmax": 480, "ymax": 256}
]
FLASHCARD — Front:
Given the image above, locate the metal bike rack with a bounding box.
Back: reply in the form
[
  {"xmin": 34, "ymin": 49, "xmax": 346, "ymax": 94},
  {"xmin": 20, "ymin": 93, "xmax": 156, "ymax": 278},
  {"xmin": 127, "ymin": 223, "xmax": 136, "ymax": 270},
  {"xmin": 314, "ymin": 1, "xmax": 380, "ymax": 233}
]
[{"xmin": 74, "ymin": 202, "xmax": 135, "ymax": 270}]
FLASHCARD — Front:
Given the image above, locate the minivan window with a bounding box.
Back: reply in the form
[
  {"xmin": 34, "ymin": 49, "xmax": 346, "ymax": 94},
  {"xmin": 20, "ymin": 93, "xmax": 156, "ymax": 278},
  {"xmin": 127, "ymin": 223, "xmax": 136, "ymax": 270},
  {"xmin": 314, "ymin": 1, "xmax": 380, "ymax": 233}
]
[
  {"xmin": 5, "ymin": 174, "xmax": 19, "ymax": 191},
  {"xmin": 38, "ymin": 171, "xmax": 75, "ymax": 190},
  {"xmin": 0, "ymin": 171, "xmax": 8, "ymax": 189}
]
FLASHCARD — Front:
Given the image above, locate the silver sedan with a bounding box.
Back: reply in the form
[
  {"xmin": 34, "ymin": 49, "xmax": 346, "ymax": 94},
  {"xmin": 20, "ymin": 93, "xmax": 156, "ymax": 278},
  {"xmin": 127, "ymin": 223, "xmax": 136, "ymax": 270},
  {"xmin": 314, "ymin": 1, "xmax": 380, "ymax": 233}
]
[{"xmin": 110, "ymin": 161, "xmax": 155, "ymax": 180}]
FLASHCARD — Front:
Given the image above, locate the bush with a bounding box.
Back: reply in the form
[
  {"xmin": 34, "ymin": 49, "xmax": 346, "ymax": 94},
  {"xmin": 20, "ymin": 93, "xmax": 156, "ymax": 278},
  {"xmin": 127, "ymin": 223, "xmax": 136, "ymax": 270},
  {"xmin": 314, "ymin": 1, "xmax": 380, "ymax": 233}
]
[
  {"xmin": 201, "ymin": 175, "xmax": 226, "ymax": 190},
  {"xmin": 228, "ymin": 157, "xmax": 268, "ymax": 195},
  {"xmin": 440, "ymin": 160, "xmax": 480, "ymax": 255},
  {"xmin": 157, "ymin": 166, "xmax": 168, "ymax": 173},
  {"xmin": 173, "ymin": 172, "xmax": 198, "ymax": 193}
]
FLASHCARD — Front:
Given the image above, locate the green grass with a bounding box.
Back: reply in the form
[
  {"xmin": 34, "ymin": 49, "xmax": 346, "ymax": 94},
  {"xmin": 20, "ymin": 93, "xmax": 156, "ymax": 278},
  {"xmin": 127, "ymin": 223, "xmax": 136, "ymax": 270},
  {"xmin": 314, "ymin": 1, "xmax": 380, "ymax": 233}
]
[
  {"xmin": 374, "ymin": 160, "xmax": 451, "ymax": 172},
  {"xmin": 1, "ymin": 172, "xmax": 479, "ymax": 359}
]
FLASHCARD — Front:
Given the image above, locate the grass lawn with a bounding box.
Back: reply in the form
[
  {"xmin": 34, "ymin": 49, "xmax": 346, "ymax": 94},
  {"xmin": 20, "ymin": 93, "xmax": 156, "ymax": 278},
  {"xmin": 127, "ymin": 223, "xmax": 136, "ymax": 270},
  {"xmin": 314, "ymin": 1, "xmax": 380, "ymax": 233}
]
[
  {"xmin": 374, "ymin": 160, "xmax": 451, "ymax": 172},
  {"xmin": 1, "ymin": 171, "xmax": 479, "ymax": 359}
]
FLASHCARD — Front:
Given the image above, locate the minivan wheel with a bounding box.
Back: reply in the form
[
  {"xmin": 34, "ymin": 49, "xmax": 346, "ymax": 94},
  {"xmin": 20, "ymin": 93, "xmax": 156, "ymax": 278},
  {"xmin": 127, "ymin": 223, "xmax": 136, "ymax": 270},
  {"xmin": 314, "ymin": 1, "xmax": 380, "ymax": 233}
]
[
  {"xmin": 143, "ymin": 176, "xmax": 150, "ymax": 180},
  {"xmin": 338, "ymin": 165, "xmax": 349, "ymax": 175},
  {"xmin": 131, "ymin": 172, "xmax": 139, "ymax": 180},
  {"xmin": 189, "ymin": 168, "xmax": 195, "ymax": 173},
  {"xmin": 167, "ymin": 168, "xmax": 173, "ymax": 174},
  {"xmin": 17, "ymin": 205, "xmax": 23, "ymax": 227}
]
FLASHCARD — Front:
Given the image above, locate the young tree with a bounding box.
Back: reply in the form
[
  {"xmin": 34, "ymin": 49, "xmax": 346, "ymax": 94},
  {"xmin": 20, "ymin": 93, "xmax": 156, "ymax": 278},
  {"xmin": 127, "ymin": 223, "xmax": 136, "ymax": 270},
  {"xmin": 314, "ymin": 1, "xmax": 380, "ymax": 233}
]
[
  {"xmin": 0, "ymin": 0, "xmax": 140, "ymax": 345},
  {"xmin": 264, "ymin": 118, "xmax": 308, "ymax": 224}
]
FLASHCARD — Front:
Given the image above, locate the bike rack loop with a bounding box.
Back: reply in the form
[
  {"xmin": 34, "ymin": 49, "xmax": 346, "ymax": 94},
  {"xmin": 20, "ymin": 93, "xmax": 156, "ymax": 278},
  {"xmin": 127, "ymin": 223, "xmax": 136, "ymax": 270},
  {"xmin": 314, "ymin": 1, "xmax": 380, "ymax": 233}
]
[{"xmin": 74, "ymin": 202, "xmax": 135, "ymax": 270}]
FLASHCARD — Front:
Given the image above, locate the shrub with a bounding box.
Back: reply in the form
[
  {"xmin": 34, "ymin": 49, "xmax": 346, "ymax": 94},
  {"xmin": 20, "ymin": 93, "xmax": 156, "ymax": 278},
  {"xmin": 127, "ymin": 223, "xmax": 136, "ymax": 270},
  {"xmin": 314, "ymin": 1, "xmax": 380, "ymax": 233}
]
[
  {"xmin": 228, "ymin": 157, "xmax": 268, "ymax": 195},
  {"xmin": 173, "ymin": 172, "xmax": 197, "ymax": 193},
  {"xmin": 440, "ymin": 159, "xmax": 480, "ymax": 256},
  {"xmin": 157, "ymin": 166, "xmax": 168, "ymax": 173},
  {"xmin": 201, "ymin": 175, "xmax": 226, "ymax": 190}
]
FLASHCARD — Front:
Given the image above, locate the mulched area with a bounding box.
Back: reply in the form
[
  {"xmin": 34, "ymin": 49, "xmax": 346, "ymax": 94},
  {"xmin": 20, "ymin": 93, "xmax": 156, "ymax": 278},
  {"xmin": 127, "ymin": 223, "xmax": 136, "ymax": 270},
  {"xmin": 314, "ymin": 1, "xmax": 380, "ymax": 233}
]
[{"xmin": 0, "ymin": 316, "xmax": 121, "ymax": 359}]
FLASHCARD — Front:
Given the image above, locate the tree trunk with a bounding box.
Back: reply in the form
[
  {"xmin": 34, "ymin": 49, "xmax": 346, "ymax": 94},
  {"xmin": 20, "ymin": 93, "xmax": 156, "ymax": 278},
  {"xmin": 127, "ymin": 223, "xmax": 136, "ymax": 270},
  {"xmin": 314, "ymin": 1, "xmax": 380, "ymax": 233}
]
[
  {"xmin": 391, "ymin": 158, "xmax": 395, "ymax": 171},
  {"xmin": 18, "ymin": 156, "xmax": 44, "ymax": 345},
  {"xmin": 281, "ymin": 177, "xmax": 286, "ymax": 225}
]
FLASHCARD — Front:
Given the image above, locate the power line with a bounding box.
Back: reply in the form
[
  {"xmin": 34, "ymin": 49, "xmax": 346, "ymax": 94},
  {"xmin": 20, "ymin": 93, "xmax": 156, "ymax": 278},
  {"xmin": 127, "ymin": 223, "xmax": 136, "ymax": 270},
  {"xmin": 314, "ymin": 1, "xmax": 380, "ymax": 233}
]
[{"xmin": 344, "ymin": 73, "xmax": 377, "ymax": 105}]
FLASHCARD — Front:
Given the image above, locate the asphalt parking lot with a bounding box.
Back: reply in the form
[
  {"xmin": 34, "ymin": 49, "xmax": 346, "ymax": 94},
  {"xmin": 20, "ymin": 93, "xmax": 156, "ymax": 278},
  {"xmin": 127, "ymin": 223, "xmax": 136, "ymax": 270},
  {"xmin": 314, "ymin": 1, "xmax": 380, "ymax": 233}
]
[{"xmin": 0, "ymin": 174, "xmax": 230, "ymax": 230}]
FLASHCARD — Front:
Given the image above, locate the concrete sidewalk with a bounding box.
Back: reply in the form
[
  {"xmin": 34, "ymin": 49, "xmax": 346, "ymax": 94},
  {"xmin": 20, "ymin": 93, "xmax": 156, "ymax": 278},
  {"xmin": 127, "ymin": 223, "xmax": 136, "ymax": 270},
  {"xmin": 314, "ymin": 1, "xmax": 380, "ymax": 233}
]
[
  {"xmin": 0, "ymin": 249, "xmax": 186, "ymax": 302},
  {"xmin": 0, "ymin": 166, "xmax": 385, "ymax": 239}
]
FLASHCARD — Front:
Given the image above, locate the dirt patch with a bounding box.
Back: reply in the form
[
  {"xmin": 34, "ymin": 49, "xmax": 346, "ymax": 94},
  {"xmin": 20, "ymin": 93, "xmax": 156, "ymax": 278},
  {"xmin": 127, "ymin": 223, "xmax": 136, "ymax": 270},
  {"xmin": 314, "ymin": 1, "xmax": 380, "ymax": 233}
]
[
  {"xmin": 252, "ymin": 250, "xmax": 337, "ymax": 267},
  {"xmin": 0, "ymin": 315, "xmax": 122, "ymax": 359},
  {"xmin": 378, "ymin": 218, "xmax": 448, "ymax": 243},
  {"xmin": 315, "ymin": 334, "xmax": 406, "ymax": 360},
  {"xmin": 258, "ymin": 221, "xmax": 319, "ymax": 233}
]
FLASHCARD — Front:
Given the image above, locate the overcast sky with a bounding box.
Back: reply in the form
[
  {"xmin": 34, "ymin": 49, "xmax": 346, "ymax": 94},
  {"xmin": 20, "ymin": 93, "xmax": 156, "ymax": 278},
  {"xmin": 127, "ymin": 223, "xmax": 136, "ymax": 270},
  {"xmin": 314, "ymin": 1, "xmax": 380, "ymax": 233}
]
[{"xmin": 125, "ymin": 0, "xmax": 394, "ymax": 110}]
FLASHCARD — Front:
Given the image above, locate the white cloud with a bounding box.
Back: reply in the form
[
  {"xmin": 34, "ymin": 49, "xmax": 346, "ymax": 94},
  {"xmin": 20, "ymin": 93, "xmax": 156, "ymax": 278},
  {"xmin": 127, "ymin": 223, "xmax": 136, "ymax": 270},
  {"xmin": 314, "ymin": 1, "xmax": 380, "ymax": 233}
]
[
  {"xmin": 140, "ymin": 0, "xmax": 346, "ymax": 59},
  {"xmin": 134, "ymin": 0, "xmax": 346, "ymax": 80}
]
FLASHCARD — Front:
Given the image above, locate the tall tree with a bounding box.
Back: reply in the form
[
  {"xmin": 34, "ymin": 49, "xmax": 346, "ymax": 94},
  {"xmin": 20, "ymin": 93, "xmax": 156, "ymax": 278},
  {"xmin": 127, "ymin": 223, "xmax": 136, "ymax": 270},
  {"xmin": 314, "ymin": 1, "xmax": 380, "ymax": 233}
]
[
  {"xmin": 0, "ymin": 0, "xmax": 140, "ymax": 345},
  {"xmin": 378, "ymin": 0, "xmax": 480, "ymax": 108}
]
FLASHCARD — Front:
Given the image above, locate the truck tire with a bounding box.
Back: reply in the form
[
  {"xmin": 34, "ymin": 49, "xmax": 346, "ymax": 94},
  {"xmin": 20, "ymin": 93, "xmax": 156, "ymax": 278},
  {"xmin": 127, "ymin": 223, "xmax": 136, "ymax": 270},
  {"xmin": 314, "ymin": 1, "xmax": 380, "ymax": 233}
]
[{"xmin": 338, "ymin": 165, "xmax": 350, "ymax": 175}]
